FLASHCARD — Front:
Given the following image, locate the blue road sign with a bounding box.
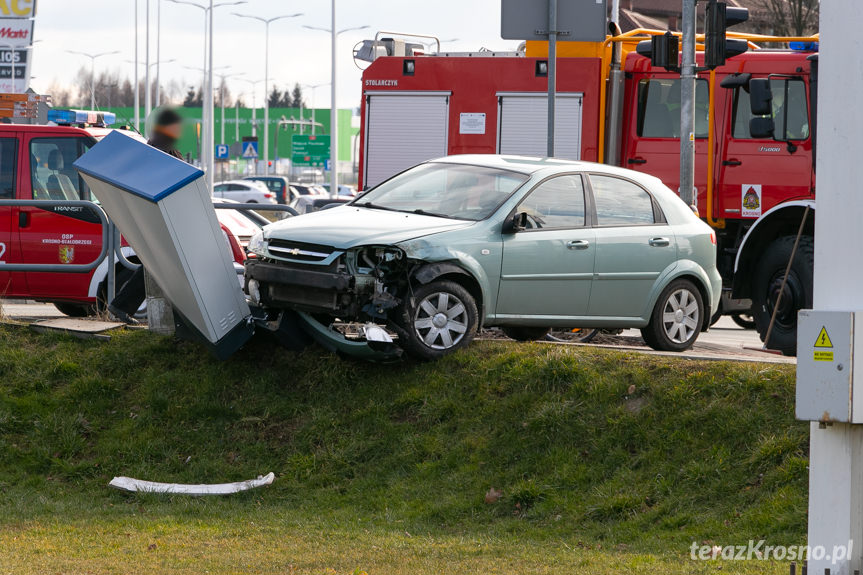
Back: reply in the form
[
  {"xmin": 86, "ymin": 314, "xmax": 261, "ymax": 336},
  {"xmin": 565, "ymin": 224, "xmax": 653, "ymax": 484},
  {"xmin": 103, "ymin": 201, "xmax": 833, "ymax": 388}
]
[
  {"xmin": 215, "ymin": 144, "xmax": 229, "ymax": 160},
  {"xmin": 242, "ymin": 141, "xmax": 259, "ymax": 159},
  {"xmin": 325, "ymin": 159, "xmax": 331, "ymax": 171}
]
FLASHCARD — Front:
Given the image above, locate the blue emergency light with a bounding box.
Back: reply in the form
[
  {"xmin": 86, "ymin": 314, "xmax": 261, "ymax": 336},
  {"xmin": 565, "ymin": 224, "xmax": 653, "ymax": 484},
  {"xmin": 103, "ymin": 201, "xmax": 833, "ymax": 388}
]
[
  {"xmin": 48, "ymin": 109, "xmax": 117, "ymax": 127},
  {"xmin": 789, "ymin": 41, "xmax": 819, "ymax": 52}
]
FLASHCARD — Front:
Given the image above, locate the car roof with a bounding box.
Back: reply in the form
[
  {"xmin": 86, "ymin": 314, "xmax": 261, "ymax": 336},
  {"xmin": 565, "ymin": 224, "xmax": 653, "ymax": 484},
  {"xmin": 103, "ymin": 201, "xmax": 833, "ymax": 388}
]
[{"xmin": 428, "ymin": 154, "xmax": 667, "ymax": 187}]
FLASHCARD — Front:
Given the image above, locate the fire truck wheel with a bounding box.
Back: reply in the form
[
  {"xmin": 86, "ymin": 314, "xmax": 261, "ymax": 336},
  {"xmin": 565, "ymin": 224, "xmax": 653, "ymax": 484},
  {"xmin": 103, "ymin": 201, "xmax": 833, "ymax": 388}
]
[
  {"xmin": 53, "ymin": 303, "xmax": 95, "ymax": 318},
  {"xmin": 641, "ymin": 279, "xmax": 704, "ymax": 352},
  {"xmin": 751, "ymin": 235, "xmax": 814, "ymax": 356},
  {"xmin": 501, "ymin": 326, "xmax": 550, "ymax": 342},
  {"xmin": 397, "ymin": 280, "xmax": 478, "ymax": 360}
]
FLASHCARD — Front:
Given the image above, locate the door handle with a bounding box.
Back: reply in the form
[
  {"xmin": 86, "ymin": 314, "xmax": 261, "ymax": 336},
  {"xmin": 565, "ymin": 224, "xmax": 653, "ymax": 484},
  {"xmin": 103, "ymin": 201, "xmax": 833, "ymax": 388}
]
[
  {"xmin": 627, "ymin": 158, "xmax": 647, "ymax": 165},
  {"xmin": 18, "ymin": 211, "xmax": 29, "ymax": 228},
  {"xmin": 722, "ymin": 159, "xmax": 742, "ymax": 166},
  {"xmin": 649, "ymin": 237, "xmax": 670, "ymax": 247},
  {"xmin": 566, "ymin": 240, "xmax": 590, "ymax": 250}
]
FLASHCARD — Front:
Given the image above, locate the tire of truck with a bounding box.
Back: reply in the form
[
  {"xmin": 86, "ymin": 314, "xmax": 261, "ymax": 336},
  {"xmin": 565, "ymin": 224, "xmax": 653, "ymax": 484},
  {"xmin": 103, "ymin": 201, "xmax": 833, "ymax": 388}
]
[
  {"xmin": 641, "ymin": 279, "xmax": 704, "ymax": 352},
  {"xmin": 53, "ymin": 302, "xmax": 94, "ymax": 317},
  {"xmin": 751, "ymin": 235, "xmax": 814, "ymax": 356},
  {"xmin": 397, "ymin": 279, "xmax": 478, "ymax": 361},
  {"xmin": 501, "ymin": 326, "xmax": 550, "ymax": 342}
]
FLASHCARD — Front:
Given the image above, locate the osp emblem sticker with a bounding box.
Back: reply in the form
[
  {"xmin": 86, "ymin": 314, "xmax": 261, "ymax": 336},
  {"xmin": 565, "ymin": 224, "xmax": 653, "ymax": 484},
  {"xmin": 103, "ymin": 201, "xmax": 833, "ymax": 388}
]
[
  {"xmin": 58, "ymin": 245, "xmax": 75, "ymax": 264},
  {"xmin": 741, "ymin": 184, "xmax": 762, "ymax": 218}
]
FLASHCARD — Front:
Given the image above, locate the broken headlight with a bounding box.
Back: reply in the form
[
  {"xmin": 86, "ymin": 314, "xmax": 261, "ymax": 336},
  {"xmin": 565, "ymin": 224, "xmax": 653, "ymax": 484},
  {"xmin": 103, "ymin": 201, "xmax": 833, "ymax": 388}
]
[{"xmin": 248, "ymin": 230, "xmax": 265, "ymax": 256}]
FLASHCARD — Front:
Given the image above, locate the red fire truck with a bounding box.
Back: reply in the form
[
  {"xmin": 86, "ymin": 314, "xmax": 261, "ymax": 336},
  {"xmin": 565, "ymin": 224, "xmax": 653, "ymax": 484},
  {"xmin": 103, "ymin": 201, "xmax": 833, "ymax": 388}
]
[{"xmin": 357, "ymin": 31, "xmax": 818, "ymax": 355}]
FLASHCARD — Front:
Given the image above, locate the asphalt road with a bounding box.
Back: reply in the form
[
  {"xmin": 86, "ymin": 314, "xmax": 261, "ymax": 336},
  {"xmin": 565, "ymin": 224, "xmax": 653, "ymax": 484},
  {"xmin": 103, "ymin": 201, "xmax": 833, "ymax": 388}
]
[{"xmin": 2, "ymin": 300, "xmax": 783, "ymax": 363}]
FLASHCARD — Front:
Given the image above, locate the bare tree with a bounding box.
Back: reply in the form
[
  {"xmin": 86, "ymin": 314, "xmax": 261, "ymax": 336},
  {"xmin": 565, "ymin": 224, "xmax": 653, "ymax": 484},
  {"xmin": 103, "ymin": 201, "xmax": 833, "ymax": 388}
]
[{"xmin": 765, "ymin": 0, "xmax": 819, "ymax": 36}]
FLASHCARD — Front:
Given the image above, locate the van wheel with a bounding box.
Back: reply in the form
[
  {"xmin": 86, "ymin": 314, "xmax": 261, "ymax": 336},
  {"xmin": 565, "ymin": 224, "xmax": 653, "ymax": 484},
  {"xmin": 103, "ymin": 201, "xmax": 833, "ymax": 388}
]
[
  {"xmin": 501, "ymin": 326, "xmax": 550, "ymax": 342},
  {"xmin": 54, "ymin": 303, "xmax": 94, "ymax": 317},
  {"xmin": 398, "ymin": 280, "xmax": 478, "ymax": 360},
  {"xmin": 641, "ymin": 279, "xmax": 704, "ymax": 352},
  {"xmin": 751, "ymin": 236, "xmax": 813, "ymax": 356}
]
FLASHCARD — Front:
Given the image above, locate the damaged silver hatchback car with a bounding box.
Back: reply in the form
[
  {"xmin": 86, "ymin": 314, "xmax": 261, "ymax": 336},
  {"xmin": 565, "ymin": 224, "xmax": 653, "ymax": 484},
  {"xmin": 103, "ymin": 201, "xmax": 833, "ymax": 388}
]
[{"xmin": 244, "ymin": 155, "xmax": 722, "ymax": 360}]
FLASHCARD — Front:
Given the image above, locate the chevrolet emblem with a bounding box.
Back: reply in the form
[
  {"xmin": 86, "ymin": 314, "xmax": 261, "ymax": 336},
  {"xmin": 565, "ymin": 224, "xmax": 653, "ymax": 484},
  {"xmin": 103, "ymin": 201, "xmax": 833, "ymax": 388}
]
[{"xmin": 290, "ymin": 248, "xmax": 301, "ymax": 256}]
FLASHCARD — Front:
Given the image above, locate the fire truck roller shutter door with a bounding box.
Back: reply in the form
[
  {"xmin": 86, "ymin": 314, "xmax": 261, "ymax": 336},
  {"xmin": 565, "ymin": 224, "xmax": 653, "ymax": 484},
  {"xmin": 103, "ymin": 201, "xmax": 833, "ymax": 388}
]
[
  {"xmin": 364, "ymin": 92, "xmax": 450, "ymax": 189},
  {"xmin": 497, "ymin": 93, "xmax": 583, "ymax": 160}
]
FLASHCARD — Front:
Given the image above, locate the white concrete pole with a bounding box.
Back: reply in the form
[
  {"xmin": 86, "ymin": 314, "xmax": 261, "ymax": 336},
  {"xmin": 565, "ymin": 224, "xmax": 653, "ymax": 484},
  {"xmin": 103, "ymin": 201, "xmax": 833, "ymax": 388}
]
[
  {"xmin": 264, "ymin": 20, "xmax": 270, "ymax": 174},
  {"xmin": 207, "ymin": 0, "xmax": 215, "ymax": 190},
  {"xmin": 145, "ymin": 0, "xmax": 151, "ymax": 119},
  {"xmin": 806, "ymin": 3, "xmax": 863, "ymax": 573},
  {"xmin": 134, "ymin": 0, "xmax": 140, "ymax": 130}
]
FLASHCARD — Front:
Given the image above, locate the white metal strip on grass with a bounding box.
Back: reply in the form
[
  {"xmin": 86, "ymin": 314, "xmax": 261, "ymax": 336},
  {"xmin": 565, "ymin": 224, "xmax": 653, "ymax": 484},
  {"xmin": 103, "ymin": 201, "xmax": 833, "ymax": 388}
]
[{"xmin": 108, "ymin": 472, "xmax": 275, "ymax": 495}]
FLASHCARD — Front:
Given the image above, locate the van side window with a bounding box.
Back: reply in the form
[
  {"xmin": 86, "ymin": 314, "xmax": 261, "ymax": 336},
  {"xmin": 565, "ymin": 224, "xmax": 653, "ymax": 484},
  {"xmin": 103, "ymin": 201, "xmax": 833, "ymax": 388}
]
[
  {"xmin": 30, "ymin": 137, "xmax": 93, "ymax": 201},
  {"xmin": 732, "ymin": 78, "xmax": 809, "ymax": 140},
  {"xmin": 0, "ymin": 138, "xmax": 17, "ymax": 199},
  {"xmin": 637, "ymin": 78, "xmax": 709, "ymax": 139}
]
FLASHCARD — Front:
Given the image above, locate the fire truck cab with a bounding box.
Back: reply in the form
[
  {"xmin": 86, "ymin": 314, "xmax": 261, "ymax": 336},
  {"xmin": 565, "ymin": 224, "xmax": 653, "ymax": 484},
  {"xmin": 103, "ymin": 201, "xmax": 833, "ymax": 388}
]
[{"xmin": 357, "ymin": 33, "xmax": 818, "ymax": 355}]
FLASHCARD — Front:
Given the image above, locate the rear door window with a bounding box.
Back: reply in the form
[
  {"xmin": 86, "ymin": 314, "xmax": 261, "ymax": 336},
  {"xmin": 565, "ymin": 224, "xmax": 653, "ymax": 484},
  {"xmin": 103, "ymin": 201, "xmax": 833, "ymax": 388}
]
[
  {"xmin": 0, "ymin": 137, "xmax": 17, "ymax": 199},
  {"xmin": 590, "ymin": 175, "xmax": 657, "ymax": 226}
]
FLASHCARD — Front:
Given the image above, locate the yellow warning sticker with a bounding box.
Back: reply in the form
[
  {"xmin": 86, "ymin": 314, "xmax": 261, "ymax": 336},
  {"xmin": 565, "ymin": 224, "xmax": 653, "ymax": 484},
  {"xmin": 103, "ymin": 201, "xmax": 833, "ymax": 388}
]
[
  {"xmin": 814, "ymin": 350, "xmax": 834, "ymax": 362},
  {"xmin": 814, "ymin": 327, "xmax": 834, "ymax": 349}
]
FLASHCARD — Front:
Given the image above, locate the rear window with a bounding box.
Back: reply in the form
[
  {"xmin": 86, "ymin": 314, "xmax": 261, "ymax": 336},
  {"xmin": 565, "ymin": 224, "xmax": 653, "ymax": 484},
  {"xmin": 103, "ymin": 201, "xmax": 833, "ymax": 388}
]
[{"xmin": 590, "ymin": 175, "xmax": 657, "ymax": 227}]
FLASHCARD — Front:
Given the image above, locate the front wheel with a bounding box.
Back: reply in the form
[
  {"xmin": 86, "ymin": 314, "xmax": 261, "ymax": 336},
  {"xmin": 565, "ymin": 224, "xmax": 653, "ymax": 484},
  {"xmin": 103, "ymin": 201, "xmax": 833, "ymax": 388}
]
[
  {"xmin": 641, "ymin": 279, "xmax": 704, "ymax": 352},
  {"xmin": 731, "ymin": 313, "xmax": 756, "ymax": 330},
  {"xmin": 397, "ymin": 280, "xmax": 478, "ymax": 360},
  {"xmin": 751, "ymin": 236, "xmax": 813, "ymax": 356}
]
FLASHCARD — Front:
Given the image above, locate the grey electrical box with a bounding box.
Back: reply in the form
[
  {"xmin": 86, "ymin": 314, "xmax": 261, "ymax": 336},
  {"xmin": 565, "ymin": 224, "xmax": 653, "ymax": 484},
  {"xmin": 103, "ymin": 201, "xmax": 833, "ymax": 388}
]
[
  {"xmin": 501, "ymin": 0, "xmax": 609, "ymax": 42},
  {"xmin": 74, "ymin": 131, "xmax": 254, "ymax": 359},
  {"xmin": 796, "ymin": 310, "xmax": 859, "ymax": 423}
]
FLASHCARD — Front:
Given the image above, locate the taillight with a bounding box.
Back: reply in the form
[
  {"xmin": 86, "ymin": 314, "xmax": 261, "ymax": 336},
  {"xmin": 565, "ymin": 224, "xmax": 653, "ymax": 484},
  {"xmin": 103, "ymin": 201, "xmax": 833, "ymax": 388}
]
[
  {"xmin": 710, "ymin": 230, "xmax": 717, "ymax": 245},
  {"xmin": 264, "ymin": 192, "xmax": 274, "ymax": 198}
]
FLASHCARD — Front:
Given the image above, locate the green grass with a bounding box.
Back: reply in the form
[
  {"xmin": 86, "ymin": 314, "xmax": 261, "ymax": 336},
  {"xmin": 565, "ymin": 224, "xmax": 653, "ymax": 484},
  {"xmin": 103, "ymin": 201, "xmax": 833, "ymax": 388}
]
[{"xmin": 0, "ymin": 326, "xmax": 807, "ymax": 573}]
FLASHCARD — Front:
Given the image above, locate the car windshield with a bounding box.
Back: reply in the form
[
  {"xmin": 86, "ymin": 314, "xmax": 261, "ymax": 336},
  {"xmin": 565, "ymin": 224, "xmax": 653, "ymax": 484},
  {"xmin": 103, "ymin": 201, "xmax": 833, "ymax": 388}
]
[{"xmin": 355, "ymin": 162, "xmax": 529, "ymax": 221}]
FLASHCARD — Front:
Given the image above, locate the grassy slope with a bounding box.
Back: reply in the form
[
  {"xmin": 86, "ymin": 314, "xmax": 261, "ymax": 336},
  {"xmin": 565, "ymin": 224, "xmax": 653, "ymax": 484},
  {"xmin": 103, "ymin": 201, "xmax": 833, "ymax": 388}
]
[{"xmin": 0, "ymin": 326, "xmax": 807, "ymax": 574}]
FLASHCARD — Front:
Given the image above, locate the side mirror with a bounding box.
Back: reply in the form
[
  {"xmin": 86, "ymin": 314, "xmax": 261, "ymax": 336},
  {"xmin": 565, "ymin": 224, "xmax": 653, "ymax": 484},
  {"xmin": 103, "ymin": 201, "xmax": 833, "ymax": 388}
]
[
  {"xmin": 503, "ymin": 211, "xmax": 528, "ymax": 234},
  {"xmin": 750, "ymin": 116, "xmax": 775, "ymax": 139},
  {"xmin": 749, "ymin": 78, "xmax": 773, "ymax": 116}
]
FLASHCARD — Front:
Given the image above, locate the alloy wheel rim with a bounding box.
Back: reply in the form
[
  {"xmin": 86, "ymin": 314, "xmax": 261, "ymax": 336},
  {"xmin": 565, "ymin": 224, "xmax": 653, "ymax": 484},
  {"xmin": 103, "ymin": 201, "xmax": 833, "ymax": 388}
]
[
  {"xmin": 414, "ymin": 291, "xmax": 468, "ymax": 350},
  {"xmin": 662, "ymin": 288, "xmax": 700, "ymax": 344}
]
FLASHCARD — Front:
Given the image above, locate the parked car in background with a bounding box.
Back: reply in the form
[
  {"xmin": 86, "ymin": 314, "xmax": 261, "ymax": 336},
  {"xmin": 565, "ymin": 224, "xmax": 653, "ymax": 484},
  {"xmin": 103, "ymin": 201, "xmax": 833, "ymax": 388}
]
[
  {"xmin": 289, "ymin": 183, "xmax": 328, "ymax": 199},
  {"xmin": 214, "ymin": 180, "xmax": 277, "ymax": 204},
  {"xmin": 245, "ymin": 155, "xmax": 722, "ymax": 360},
  {"xmin": 289, "ymin": 196, "xmax": 351, "ymax": 215},
  {"xmin": 319, "ymin": 183, "xmax": 359, "ymax": 198},
  {"xmin": 244, "ymin": 176, "xmax": 291, "ymax": 204}
]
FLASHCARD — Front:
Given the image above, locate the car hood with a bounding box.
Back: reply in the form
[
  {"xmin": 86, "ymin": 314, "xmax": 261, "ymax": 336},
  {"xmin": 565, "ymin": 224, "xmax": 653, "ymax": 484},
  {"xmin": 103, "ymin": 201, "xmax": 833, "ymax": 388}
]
[{"xmin": 263, "ymin": 205, "xmax": 474, "ymax": 249}]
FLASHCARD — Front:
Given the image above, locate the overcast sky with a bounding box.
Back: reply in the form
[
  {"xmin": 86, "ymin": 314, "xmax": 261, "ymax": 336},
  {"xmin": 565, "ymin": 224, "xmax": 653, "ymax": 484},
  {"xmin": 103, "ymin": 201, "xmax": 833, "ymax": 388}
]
[{"xmin": 30, "ymin": 0, "xmax": 519, "ymax": 109}]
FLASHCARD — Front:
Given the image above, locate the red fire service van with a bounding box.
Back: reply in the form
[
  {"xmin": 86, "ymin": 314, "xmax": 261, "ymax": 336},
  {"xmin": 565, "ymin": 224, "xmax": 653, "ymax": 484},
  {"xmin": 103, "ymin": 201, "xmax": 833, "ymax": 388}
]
[
  {"xmin": 0, "ymin": 109, "xmax": 251, "ymax": 317},
  {"xmin": 356, "ymin": 30, "xmax": 819, "ymax": 355}
]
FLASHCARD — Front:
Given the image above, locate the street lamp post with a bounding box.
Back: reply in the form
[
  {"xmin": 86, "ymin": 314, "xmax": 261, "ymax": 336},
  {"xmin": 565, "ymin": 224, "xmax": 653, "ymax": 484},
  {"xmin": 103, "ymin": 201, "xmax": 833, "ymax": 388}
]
[
  {"xmin": 233, "ymin": 11, "xmax": 303, "ymax": 175},
  {"xmin": 303, "ymin": 16, "xmax": 369, "ymax": 192},
  {"xmin": 66, "ymin": 50, "xmax": 120, "ymax": 110},
  {"xmin": 300, "ymin": 82, "xmax": 328, "ymax": 135},
  {"xmin": 168, "ymin": 0, "xmax": 246, "ymax": 189},
  {"xmin": 237, "ymin": 78, "xmax": 263, "ymax": 140},
  {"xmin": 216, "ymin": 71, "xmax": 243, "ymax": 145}
]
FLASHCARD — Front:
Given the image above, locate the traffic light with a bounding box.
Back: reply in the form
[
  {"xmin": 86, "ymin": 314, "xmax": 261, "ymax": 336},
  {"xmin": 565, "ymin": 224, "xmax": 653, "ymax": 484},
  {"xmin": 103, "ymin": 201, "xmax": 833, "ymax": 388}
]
[
  {"xmin": 705, "ymin": 0, "xmax": 750, "ymax": 69},
  {"xmin": 636, "ymin": 32, "xmax": 679, "ymax": 71}
]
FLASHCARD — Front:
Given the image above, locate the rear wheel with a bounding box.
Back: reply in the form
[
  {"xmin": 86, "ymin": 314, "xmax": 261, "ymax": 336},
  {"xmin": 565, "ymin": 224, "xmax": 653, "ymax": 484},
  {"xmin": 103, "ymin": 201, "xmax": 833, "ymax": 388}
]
[
  {"xmin": 751, "ymin": 235, "xmax": 813, "ymax": 356},
  {"xmin": 731, "ymin": 313, "xmax": 756, "ymax": 330},
  {"xmin": 641, "ymin": 279, "xmax": 704, "ymax": 352},
  {"xmin": 397, "ymin": 280, "xmax": 478, "ymax": 360},
  {"xmin": 501, "ymin": 326, "xmax": 550, "ymax": 342},
  {"xmin": 53, "ymin": 302, "xmax": 94, "ymax": 317}
]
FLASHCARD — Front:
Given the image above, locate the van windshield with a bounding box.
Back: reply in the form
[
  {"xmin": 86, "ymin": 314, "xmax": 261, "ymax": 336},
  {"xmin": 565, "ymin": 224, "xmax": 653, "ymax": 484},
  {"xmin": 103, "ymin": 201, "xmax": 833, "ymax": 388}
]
[{"xmin": 355, "ymin": 163, "xmax": 528, "ymax": 221}]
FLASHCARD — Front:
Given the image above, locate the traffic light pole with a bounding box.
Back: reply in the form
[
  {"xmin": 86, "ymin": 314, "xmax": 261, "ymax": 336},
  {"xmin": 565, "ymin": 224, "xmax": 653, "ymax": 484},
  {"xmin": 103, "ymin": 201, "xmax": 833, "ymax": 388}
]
[{"xmin": 679, "ymin": 0, "xmax": 697, "ymax": 208}]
